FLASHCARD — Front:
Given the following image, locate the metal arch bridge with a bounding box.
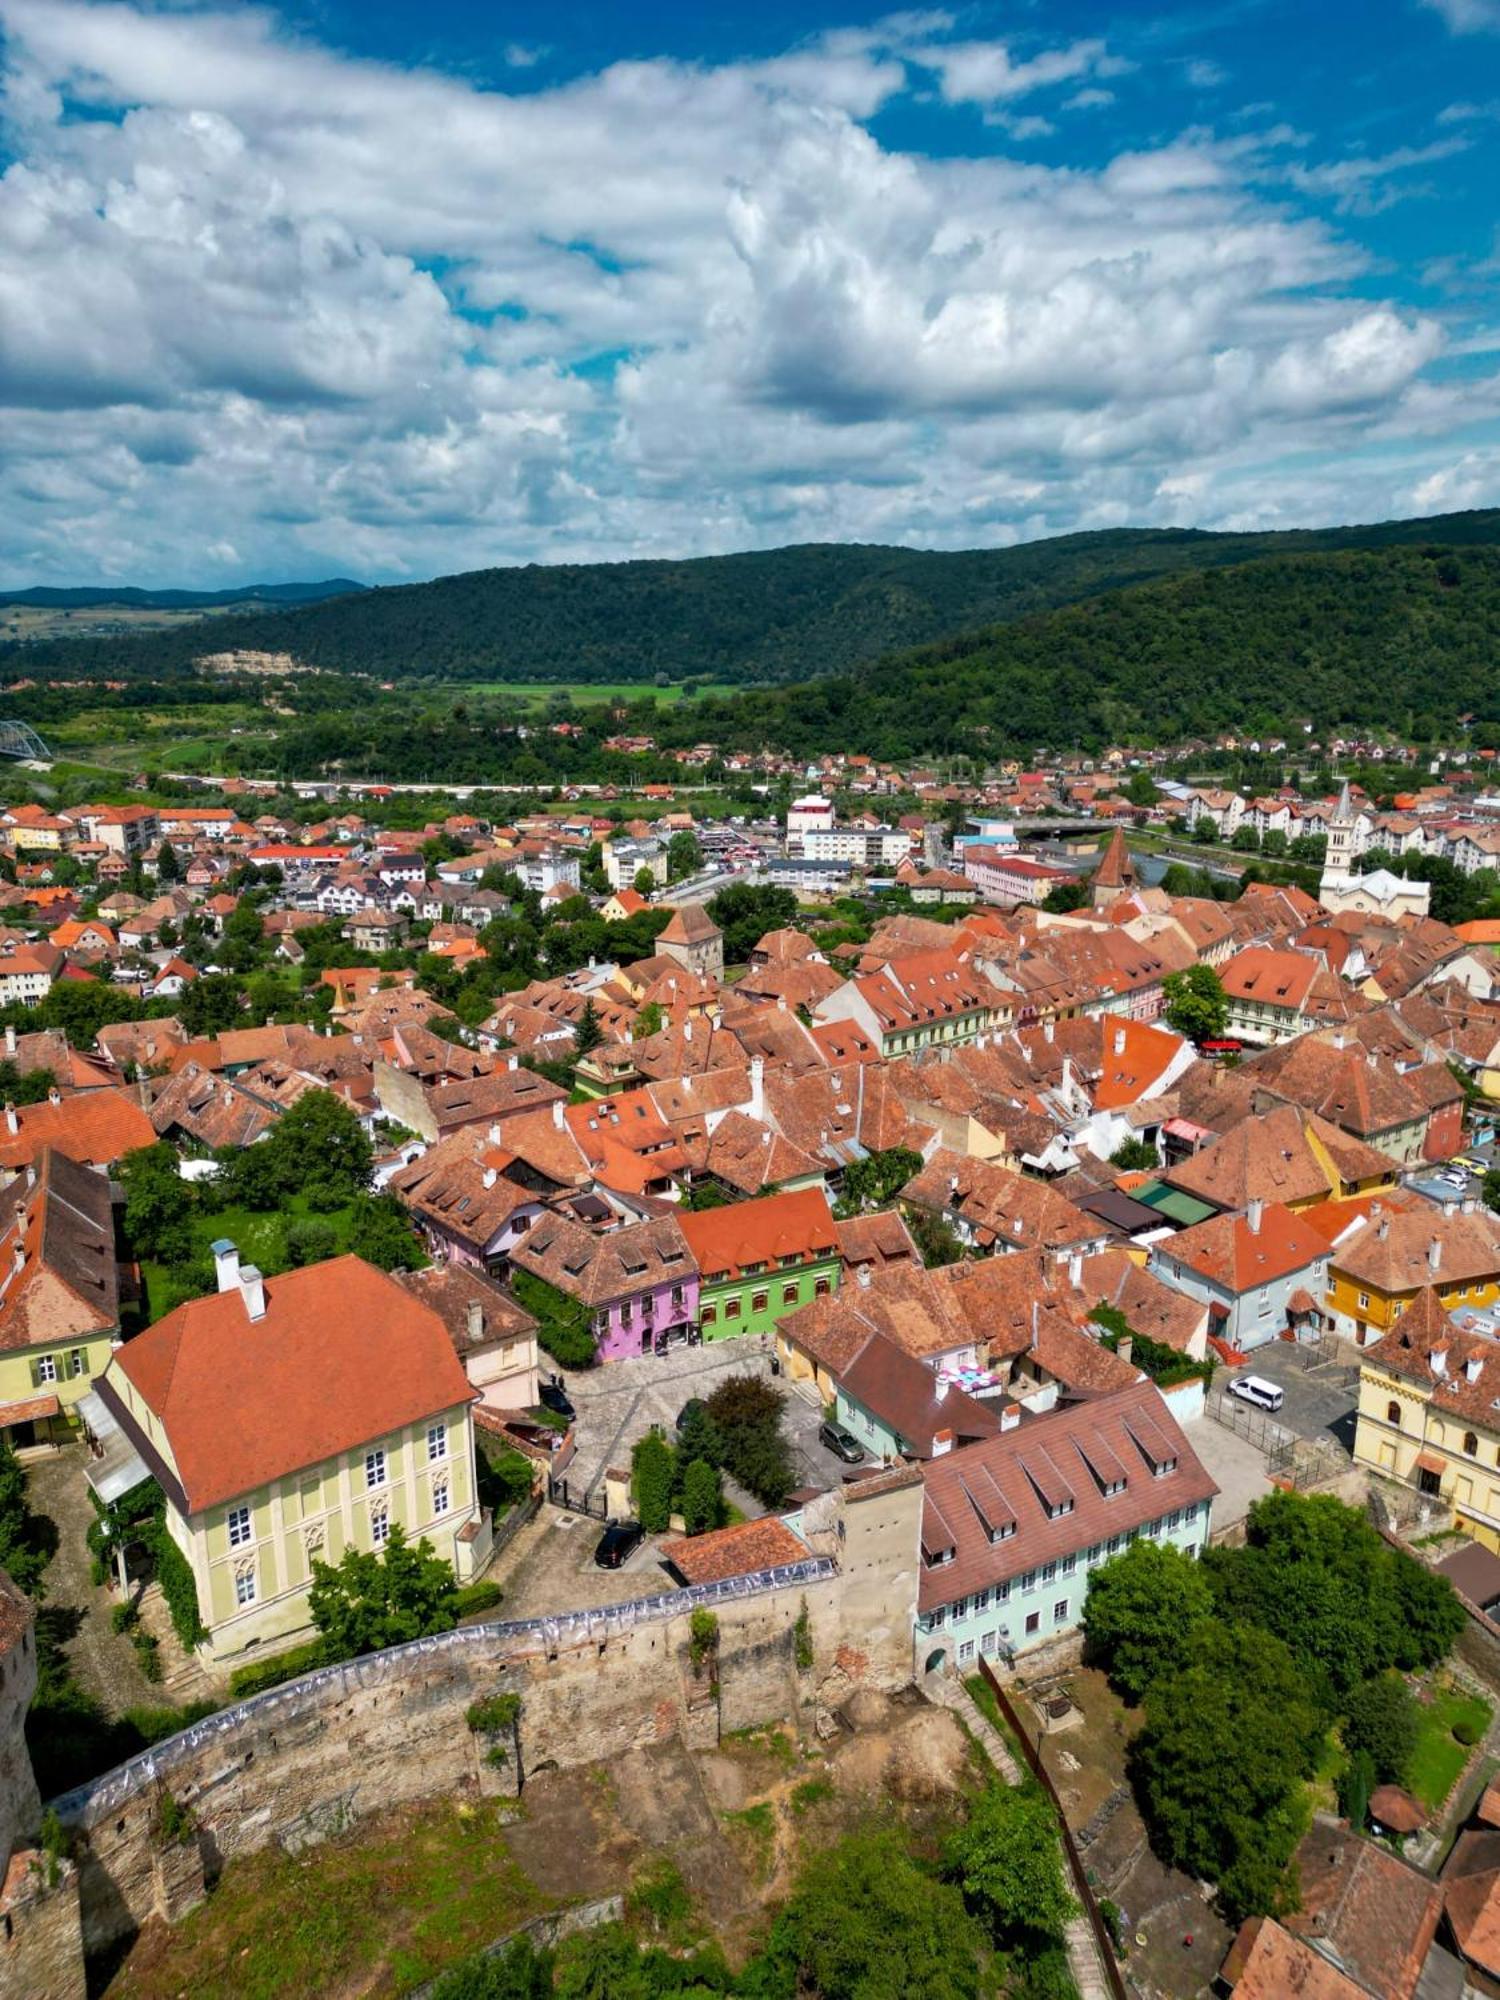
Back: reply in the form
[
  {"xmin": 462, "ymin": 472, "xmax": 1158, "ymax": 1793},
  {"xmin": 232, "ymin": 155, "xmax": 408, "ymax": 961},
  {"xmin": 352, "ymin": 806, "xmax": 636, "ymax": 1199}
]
[{"xmin": 0, "ymin": 720, "xmax": 52, "ymax": 761}]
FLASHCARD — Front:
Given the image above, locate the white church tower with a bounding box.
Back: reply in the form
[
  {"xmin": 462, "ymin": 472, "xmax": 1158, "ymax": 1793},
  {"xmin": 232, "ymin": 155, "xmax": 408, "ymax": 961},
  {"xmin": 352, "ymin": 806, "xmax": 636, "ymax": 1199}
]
[{"xmin": 1318, "ymin": 780, "xmax": 1430, "ymax": 920}]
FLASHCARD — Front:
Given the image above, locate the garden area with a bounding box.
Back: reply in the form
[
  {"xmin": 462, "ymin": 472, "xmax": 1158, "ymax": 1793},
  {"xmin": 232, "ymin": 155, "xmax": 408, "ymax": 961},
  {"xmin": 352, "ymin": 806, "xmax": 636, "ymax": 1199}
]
[
  {"xmin": 1080, "ymin": 1490, "xmax": 1470, "ymax": 1921},
  {"xmin": 119, "ymin": 1093, "xmax": 426, "ymax": 1322}
]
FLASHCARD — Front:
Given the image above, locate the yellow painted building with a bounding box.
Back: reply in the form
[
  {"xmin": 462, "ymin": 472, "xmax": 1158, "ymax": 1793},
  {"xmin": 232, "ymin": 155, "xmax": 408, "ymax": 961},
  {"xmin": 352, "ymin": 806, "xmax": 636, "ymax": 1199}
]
[
  {"xmin": 1327, "ymin": 1202, "xmax": 1500, "ymax": 1346},
  {"xmin": 0, "ymin": 1148, "xmax": 120, "ymax": 1452},
  {"xmin": 89, "ymin": 1250, "xmax": 487, "ymax": 1661},
  {"xmin": 1353, "ymin": 1289, "xmax": 1500, "ymax": 1552}
]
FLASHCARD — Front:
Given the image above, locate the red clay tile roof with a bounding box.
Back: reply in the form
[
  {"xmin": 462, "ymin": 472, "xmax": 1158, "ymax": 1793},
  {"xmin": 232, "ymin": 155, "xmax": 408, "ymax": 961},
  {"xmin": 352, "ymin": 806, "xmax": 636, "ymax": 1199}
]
[
  {"xmin": 0, "ymin": 1147, "xmax": 118, "ymax": 1354},
  {"xmin": 660, "ymin": 1516, "xmax": 809, "ymax": 1584},
  {"xmin": 1165, "ymin": 1202, "xmax": 1328, "ymax": 1293},
  {"xmin": 916, "ymin": 1380, "xmax": 1216, "ymax": 1612},
  {"xmin": 0, "ymin": 1087, "xmax": 154, "ymax": 1172},
  {"xmin": 111, "ymin": 1254, "xmax": 474, "ymax": 1513},
  {"xmin": 677, "ymin": 1186, "xmax": 838, "ymax": 1282},
  {"xmin": 1219, "ymin": 1918, "xmax": 1367, "ymax": 2000}
]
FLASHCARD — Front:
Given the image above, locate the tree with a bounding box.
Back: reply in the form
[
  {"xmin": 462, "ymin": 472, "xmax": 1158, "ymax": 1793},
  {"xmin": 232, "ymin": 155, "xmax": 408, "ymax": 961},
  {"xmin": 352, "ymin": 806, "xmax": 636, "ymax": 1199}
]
[
  {"xmin": 705, "ymin": 882, "xmax": 798, "ymax": 965},
  {"xmin": 264, "ymin": 1089, "xmax": 374, "ymax": 1197},
  {"xmin": 1042, "ymin": 878, "xmax": 1089, "ymax": 915},
  {"xmin": 308, "ymin": 1523, "xmax": 459, "ymax": 1657},
  {"xmin": 836, "ymin": 1146, "xmax": 923, "ymax": 1213},
  {"xmin": 1083, "ymin": 1540, "xmax": 1214, "ymax": 1701},
  {"xmin": 179, "ymin": 971, "xmax": 245, "ymax": 1037},
  {"xmin": 1342, "ymin": 1673, "xmax": 1420, "ymax": 1786},
  {"xmin": 119, "ymin": 1142, "xmax": 196, "ymax": 1261},
  {"xmin": 1109, "ymin": 1137, "xmax": 1159, "ymax": 1173},
  {"xmin": 430, "ymin": 1936, "xmax": 554, "ymax": 2000},
  {"xmin": 908, "ymin": 1206, "xmax": 966, "ymax": 1268},
  {"xmin": 756, "ymin": 1827, "xmax": 985, "ymax": 2000},
  {"xmin": 704, "ymin": 1374, "xmax": 793, "ymax": 1507},
  {"xmin": 632, "ymin": 866, "xmax": 657, "ymax": 897},
  {"xmin": 667, "ymin": 830, "xmax": 702, "ymax": 882},
  {"xmin": 1203, "ymin": 1490, "xmax": 1462, "ymax": 1704},
  {"xmin": 632, "ymin": 1431, "xmax": 676, "ymax": 1533},
  {"xmin": 0, "ymin": 1434, "xmax": 49, "ymax": 1596},
  {"xmin": 679, "ymin": 1458, "xmax": 723, "ymax": 1536},
  {"xmin": 633, "ymin": 1001, "xmax": 665, "ymax": 1041},
  {"xmin": 154, "ymin": 838, "xmax": 181, "ymax": 883},
  {"xmin": 1124, "ymin": 770, "xmax": 1159, "ymax": 807},
  {"xmin": 347, "ymin": 1193, "xmax": 422, "ymax": 1271},
  {"xmin": 1130, "ymin": 1621, "xmax": 1324, "ymax": 1921},
  {"xmin": 1162, "ymin": 963, "xmax": 1229, "ymax": 1044},
  {"xmin": 944, "ymin": 1782, "xmax": 1076, "ymax": 1950},
  {"xmin": 574, "ymin": 999, "xmax": 604, "ymax": 1057}
]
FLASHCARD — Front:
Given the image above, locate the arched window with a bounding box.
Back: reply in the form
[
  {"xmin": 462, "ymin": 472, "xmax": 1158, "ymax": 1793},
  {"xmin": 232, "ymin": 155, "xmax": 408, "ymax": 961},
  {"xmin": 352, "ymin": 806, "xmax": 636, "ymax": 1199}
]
[
  {"xmin": 1465, "ymin": 1432, "xmax": 1479, "ymax": 1458},
  {"xmin": 1387, "ymin": 1401, "xmax": 1402, "ymax": 1427}
]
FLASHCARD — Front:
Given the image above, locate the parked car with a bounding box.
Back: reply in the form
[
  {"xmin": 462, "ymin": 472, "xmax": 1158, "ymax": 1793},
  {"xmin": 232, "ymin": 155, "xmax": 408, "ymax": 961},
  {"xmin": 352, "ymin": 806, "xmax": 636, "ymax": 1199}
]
[
  {"xmin": 539, "ymin": 1378, "xmax": 575, "ymax": 1420},
  {"xmin": 594, "ymin": 1520, "xmax": 644, "ymax": 1569},
  {"xmin": 819, "ymin": 1420, "xmax": 867, "ymax": 1464},
  {"xmin": 1228, "ymin": 1375, "xmax": 1284, "ymax": 1413}
]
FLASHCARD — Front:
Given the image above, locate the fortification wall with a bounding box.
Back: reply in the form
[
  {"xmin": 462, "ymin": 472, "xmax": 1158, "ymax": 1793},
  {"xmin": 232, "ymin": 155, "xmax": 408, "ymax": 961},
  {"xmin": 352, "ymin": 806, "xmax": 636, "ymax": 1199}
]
[{"xmin": 52, "ymin": 1552, "xmax": 915, "ymax": 1957}]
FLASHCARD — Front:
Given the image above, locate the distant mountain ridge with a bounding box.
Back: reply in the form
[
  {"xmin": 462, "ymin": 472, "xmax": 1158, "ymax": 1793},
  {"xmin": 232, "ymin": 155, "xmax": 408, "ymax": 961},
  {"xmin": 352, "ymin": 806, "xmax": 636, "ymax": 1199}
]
[
  {"xmin": 0, "ymin": 579, "xmax": 365, "ymax": 611},
  {"xmin": 7, "ymin": 511, "xmax": 1500, "ymax": 686}
]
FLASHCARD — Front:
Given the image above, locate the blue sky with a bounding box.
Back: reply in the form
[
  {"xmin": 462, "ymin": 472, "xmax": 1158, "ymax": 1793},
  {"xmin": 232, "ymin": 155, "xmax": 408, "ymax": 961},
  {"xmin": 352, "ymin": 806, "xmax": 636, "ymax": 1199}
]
[{"xmin": 0, "ymin": 0, "xmax": 1498, "ymax": 585}]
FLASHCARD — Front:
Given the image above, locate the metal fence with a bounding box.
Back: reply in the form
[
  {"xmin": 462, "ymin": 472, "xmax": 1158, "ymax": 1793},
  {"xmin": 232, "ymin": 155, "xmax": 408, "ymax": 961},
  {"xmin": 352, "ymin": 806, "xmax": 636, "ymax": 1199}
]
[
  {"xmin": 976, "ymin": 1659, "xmax": 1129, "ymax": 2000},
  {"xmin": 547, "ymin": 1473, "xmax": 610, "ymax": 1519}
]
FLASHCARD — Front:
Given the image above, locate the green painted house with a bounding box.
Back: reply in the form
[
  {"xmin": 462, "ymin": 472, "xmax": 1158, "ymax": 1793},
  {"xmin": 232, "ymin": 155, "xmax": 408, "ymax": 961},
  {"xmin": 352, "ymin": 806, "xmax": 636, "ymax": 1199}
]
[{"xmin": 679, "ymin": 1187, "xmax": 841, "ymax": 1340}]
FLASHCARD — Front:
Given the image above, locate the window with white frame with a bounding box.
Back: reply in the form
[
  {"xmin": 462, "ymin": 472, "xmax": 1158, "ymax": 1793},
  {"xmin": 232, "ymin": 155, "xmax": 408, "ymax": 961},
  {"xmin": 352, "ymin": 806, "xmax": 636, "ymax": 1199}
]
[
  {"xmin": 365, "ymin": 1448, "xmax": 387, "ymax": 1490},
  {"xmin": 980, "ymin": 1629, "xmax": 998, "ymax": 1655},
  {"xmin": 35, "ymin": 1353, "xmax": 57, "ymax": 1383},
  {"xmin": 426, "ymin": 1423, "xmax": 447, "ymax": 1463},
  {"xmin": 371, "ymin": 1507, "xmax": 390, "ymax": 1546},
  {"xmin": 234, "ymin": 1567, "xmax": 257, "ymax": 1607},
  {"xmin": 432, "ymin": 1476, "xmax": 450, "ymax": 1516},
  {"xmin": 227, "ymin": 1505, "xmax": 252, "ymax": 1549},
  {"xmin": 1061, "ymin": 1553, "xmax": 1076, "ymax": 1574},
  {"xmin": 1053, "ymin": 1598, "xmax": 1069, "ymax": 1623},
  {"xmin": 958, "ymin": 1638, "xmax": 975, "ymax": 1663},
  {"xmin": 69, "ymin": 1348, "xmax": 87, "ymax": 1378}
]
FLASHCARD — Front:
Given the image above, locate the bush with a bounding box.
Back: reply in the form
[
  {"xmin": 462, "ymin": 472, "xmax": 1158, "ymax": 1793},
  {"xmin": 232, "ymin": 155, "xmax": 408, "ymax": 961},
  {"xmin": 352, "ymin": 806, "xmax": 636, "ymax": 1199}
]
[
  {"xmin": 286, "ymin": 1215, "xmax": 337, "ymax": 1267},
  {"xmin": 146, "ymin": 1521, "xmax": 206, "ymax": 1651},
  {"xmin": 1455, "ymin": 1713, "xmax": 1484, "ymax": 1747},
  {"xmin": 633, "ymin": 1431, "xmax": 676, "ymax": 1534},
  {"xmin": 110, "ymin": 1602, "xmax": 139, "ymax": 1636},
  {"xmin": 132, "ymin": 1631, "xmax": 163, "ymax": 1684},
  {"xmin": 453, "ymin": 1580, "xmax": 504, "ymax": 1619},
  {"xmin": 679, "ymin": 1457, "xmax": 723, "ymax": 1535},
  {"xmin": 689, "ymin": 1609, "xmax": 719, "ymax": 1674},
  {"xmin": 227, "ymin": 1638, "xmax": 335, "ymax": 1699},
  {"xmin": 1342, "ymin": 1673, "xmax": 1420, "ymax": 1785},
  {"xmin": 302, "ymin": 1179, "xmax": 347, "ymax": 1214}
]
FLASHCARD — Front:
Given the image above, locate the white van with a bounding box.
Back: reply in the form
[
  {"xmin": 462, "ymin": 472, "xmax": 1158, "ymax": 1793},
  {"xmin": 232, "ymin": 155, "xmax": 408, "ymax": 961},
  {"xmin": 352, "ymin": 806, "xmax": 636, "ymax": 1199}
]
[{"xmin": 1229, "ymin": 1375, "xmax": 1284, "ymax": 1413}]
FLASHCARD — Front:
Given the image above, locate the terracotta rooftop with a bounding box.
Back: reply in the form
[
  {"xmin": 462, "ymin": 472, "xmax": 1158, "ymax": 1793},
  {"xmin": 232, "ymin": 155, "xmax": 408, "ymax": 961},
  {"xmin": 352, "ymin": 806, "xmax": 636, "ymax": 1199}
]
[
  {"xmin": 678, "ymin": 1186, "xmax": 838, "ymax": 1284},
  {"xmin": 0, "ymin": 1146, "xmax": 119, "ymax": 1356},
  {"xmin": 0, "ymin": 1086, "xmax": 154, "ymax": 1173},
  {"xmin": 109, "ymin": 1254, "xmax": 474, "ymax": 1513},
  {"xmin": 660, "ymin": 1515, "xmax": 809, "ymax": 1585}
]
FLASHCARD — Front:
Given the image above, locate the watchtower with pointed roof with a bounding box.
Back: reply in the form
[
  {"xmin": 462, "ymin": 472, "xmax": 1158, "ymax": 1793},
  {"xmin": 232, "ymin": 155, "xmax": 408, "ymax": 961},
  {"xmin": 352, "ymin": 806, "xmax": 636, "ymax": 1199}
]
[{"xmin": 1091, "ymin": 828, "xmax": 1139, "ymax": 911}]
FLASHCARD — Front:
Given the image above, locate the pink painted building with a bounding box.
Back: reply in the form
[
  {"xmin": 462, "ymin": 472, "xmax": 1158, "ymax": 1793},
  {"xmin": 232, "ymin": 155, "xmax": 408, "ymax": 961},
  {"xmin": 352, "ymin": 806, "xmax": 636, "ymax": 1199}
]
[{"xmin": 509, "ymin": 1213, "xmax": 699, "ymax": 1362}]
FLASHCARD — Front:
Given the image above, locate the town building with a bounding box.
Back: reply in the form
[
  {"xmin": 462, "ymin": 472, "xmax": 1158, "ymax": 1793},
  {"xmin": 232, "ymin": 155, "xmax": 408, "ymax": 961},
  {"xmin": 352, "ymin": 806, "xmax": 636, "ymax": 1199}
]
[
  {"xmin": 914, "ymin": 1380, "xmax": 1216, "ymax": 1671},
  {"xmin": 0, "ymin": 1148, "xmax": 120, "ymax": 1453},
  {"xmin": 678, "ymin": 1186, "xmax": 841, "ymax": 1340},
  {"xmin": 83, "ymin": 1249, "xmax": 484, "ymax": 1659}
]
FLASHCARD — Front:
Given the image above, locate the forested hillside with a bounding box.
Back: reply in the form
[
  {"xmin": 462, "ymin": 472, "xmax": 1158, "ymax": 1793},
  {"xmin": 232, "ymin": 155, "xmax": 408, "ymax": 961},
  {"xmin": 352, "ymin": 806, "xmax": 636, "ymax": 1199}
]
[
  {"xmin": 0, "ymin": 580, "xmax": 363, "ymax": 611},
  {"xmin": 9, "ymin": 510, "xmax": 1500, "ymax": 686},
  {"xmin": 661, "ymin": 544, "xmax": 1500, "ymax": 756}
]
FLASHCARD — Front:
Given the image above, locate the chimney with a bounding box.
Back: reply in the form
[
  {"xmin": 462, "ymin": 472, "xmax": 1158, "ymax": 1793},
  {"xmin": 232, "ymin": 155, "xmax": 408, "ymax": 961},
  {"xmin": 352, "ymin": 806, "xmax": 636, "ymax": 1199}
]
[
  {"xmin": 857, "ymin": 1264, "xmax": 872, "ymax": 1289},
  {"xmin": 1467, "ymin": 1354, "xmax": 1483, "ymax": 1385},
  {"xmin": 948, "ymin": 1174, "xmax": 959, "ymax": 1198},
  {"xmin": 210, "ymin": 1238, "xmax": 241, "ymax": 1294},
  {"xmin": 47, "ymin": 1088, "xmax": 60, "ymax": 1108},
  {"xmin": 23, "ymin": 1164, "xmax": 35, "ymax": 1190},
  {"xmin": 683, "ymin": 1020, "xmax": 693, "ymax": 1043},
  {"xmin": 466, "ymin": 1297, "xmax": 484, "ymax": 1341},
  {"xmin": 1113, "ymin": 1026, "xmax": 1126, "ymax": 1056},
  {"xmin": 1377, "ymin": 1217, "xmax": 1390, "ymax": 1240},
  {"xmin": 489, "ymin": 1122, "xmax": 502, "ymax": 1145},
  {"xmin": 552, "ymin": 1099, "xmax": 565, "ymax": 1130},
  {"xmin": 749, "ymin": 1056, "xmax": 765, "ymax": 1120},
  {"xmin": 483, "ymin": 1167, "xmax": 497, "ymax": 1189},
  {"xmin": 1044, "ymin": 1021, "xmax": 1054, "ymax": 1044},
  {"xmin": 1429, "ymin": 1236, "xmax": 1442, "ymax": 1273},
  {"xmin": 238, "ymin": 1264, "xmax": 267, "ymax": 1322},
  {"xmin": 1069, "ymin": 1250, "xmax": 1082, "ymax": 1289},
  {"xmin": 11, "ymin": 1242, "xmax": 23, "ymax": 1276},
  {"xmin": 1117, "ymin": 1334, "xmax": 1133, "ymax": 1367},
  {"xmin": 507, "ymin": 1053, "xmax": 518, "ymax": 1071},
  {"xmin": 1247, "ymin": 1198, "xmax": 1264, "ymax": 1236},
  {"xmin": 3, "ymin": 1025, "xmax": 13, "ymax": 1057},
  {"xmin": 1431, "ymin": 1346, "xmax": 1448, "ymax": 1379}
]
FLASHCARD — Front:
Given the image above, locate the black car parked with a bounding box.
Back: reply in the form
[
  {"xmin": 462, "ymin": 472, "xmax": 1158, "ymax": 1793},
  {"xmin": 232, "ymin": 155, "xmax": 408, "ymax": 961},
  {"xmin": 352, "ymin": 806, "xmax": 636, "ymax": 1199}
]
[
  {"xmin": 594, "ymin": 1520, "xmax": 645, "ymax": 1569},
  {"xmin": 539, "ymin": 1377, "xmax": 575, "ymax": 1420}
]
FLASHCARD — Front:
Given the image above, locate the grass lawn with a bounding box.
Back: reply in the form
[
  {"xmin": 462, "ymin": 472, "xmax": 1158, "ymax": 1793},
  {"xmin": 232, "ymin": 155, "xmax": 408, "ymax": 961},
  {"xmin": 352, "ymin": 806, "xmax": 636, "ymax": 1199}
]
[
  {"xmin": 1409, "ymin": 1683, "xmax": 1493, "ymax": 1814},
  {"xmin": 140, "ymin": 1194, "xmax": 424, "ymax": 1322},
  {"xmin": 107, "ymin": 1799, "xmax": 552, "ymax": 2000}
]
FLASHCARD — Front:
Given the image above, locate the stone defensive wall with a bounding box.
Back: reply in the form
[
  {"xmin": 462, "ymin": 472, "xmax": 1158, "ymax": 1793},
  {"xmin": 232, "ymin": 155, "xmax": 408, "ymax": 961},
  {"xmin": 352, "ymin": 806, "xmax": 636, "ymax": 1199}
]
[{"xmin": 47, "ymin": 1549, "xmax": 915, "ymax": 1959}]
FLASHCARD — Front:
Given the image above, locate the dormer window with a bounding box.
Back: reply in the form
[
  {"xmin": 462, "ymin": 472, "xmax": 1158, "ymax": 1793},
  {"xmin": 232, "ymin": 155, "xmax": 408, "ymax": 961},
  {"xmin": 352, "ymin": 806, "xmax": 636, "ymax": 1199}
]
[{"xmin": 1047, "ymin": 1498, "xmax": 1073, "ymax": 1520}]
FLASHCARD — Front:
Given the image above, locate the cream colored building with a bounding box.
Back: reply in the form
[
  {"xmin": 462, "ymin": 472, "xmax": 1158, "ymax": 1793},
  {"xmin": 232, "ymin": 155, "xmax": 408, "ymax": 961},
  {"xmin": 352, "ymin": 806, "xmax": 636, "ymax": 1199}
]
[{"xmin": 87, "ymin": 1248, "xmax": 485, "ymax": 1660}]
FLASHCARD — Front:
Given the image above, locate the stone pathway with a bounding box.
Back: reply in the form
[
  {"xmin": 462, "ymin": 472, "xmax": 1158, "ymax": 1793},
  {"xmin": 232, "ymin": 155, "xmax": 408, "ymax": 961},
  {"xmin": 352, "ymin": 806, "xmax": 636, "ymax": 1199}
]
[
  {"xmin": 926, "ymin": 1672, "xmax": 1115, "ymax": 2000},
  {"xmin": 26, "ymin": 1445, "xmax": 217, "ymax": 1712}
]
